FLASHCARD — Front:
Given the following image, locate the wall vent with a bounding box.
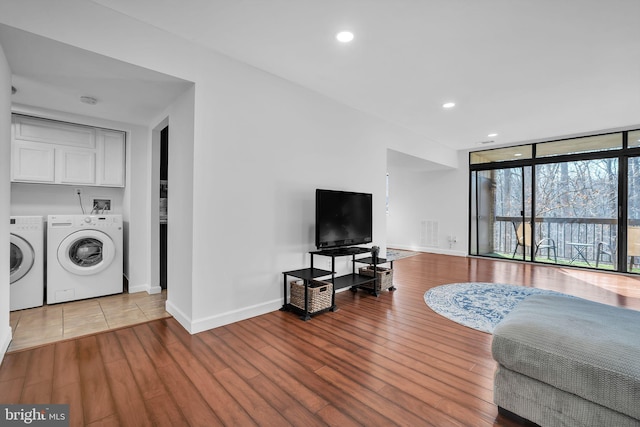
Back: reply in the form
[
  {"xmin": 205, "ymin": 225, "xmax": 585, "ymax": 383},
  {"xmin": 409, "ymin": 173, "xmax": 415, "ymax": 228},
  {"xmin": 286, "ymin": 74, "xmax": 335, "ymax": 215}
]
[{"xmin": 420, "ymin": 220, "xmax": 439, "ymax": 247}]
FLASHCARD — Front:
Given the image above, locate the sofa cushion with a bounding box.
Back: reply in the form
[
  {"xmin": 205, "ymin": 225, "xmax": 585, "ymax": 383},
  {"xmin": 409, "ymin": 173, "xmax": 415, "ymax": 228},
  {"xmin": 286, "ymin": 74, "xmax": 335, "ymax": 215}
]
[
  {"xmin": 492, "ymin": 294, "xmax": 640, "ymax": 420},
  {"xmin": 494, "ymin": 366, "xmax": 640, "ymax": 427}
]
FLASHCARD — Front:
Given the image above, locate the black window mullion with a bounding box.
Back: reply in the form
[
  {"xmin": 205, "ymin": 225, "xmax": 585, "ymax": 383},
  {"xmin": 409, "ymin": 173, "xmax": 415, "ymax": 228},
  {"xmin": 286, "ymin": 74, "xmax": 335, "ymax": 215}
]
[{"xmin": 618, "ymin": 132, "xmax": 629, "ymax": 271}]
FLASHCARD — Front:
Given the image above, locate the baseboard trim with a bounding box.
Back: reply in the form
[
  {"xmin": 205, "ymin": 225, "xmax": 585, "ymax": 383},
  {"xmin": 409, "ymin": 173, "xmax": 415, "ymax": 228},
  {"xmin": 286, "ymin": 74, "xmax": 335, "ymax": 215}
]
[
  {"xmin": 165, "ymin": 300, "xmax": 193, "ymax": 333},
  {"xmin": 190, "ymin": 299, "xmax": 283, "ymax": 335},
  {"xmin": 128, "ymin": 283, "xmax": 162, "ymax": 295},
  {"xmin": 387, "ymin": 244, "xmax": 466, "ymax": 257}
]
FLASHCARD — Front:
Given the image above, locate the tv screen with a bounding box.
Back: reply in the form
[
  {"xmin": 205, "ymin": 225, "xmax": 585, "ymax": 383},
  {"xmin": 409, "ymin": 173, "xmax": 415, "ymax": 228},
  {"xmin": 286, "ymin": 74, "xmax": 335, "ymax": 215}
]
[{"xmin": 315, "ymin": 189, "xmax": 373, "ymax": 249}]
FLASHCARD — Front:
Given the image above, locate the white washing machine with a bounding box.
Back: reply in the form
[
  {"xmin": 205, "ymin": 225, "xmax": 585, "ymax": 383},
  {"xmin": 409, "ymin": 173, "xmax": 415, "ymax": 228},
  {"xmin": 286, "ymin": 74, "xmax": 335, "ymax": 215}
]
[
  {"xmin": 10, "ymin": 216, "xmax": 44, "ymax": 311},
  {"xmin": 47, "ymin": 215, "xmax": 123, "ymax": 304}
]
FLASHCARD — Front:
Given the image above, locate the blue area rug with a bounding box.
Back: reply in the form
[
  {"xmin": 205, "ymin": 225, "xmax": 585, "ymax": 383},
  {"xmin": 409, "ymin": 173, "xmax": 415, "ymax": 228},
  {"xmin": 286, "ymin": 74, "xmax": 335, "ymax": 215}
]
[
  {"xmin": 424, "ymin": 282, "xmax": 569, "ymax": 333},
  {"xmin": 386, "ymin": 248, "xmax": 420, "ymax": 261}
]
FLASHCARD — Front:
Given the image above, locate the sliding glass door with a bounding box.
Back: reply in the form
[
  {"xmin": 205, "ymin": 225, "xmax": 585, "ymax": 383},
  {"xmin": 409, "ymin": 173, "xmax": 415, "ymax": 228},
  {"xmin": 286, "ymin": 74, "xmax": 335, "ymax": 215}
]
[
  {"xmin": 535, "ymin": 158, "xmax": 618, "ymax": 269},
  {"xmin": 470, "ymin": 167, "xmax": 531, "ymax": 260},
  {"xmin": 469, "ymin": 129, "xmax": 640, "ymax": 274}
]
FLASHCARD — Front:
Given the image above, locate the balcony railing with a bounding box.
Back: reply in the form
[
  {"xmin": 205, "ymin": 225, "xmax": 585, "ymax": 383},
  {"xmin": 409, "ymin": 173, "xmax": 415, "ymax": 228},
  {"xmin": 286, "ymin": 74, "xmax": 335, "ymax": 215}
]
[{"xmin": 491, "ymin": 216, "xmax": 640, "ymax": 268}]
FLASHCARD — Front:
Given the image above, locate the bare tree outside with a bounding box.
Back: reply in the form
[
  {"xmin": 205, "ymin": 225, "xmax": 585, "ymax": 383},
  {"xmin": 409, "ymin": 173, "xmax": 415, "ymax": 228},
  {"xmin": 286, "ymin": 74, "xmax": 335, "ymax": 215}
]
[{"xmin": 472, "ymin": 147, "xmax": 640, "ymax": 272}]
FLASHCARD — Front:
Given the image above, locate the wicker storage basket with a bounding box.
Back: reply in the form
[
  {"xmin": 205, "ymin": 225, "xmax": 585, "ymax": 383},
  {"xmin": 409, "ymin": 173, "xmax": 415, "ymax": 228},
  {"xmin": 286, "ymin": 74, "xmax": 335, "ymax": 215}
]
[
  {"xmin": 358, "ymin": 266, "xmax": 393, "ymax": 291},
  {"xmin": 290, "ymin": 280, "xmax": 333, "ymax": 313}
]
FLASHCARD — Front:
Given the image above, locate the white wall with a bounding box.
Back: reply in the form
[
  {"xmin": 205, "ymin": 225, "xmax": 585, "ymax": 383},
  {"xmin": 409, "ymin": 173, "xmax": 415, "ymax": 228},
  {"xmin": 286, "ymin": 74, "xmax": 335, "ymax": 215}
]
[
  {"xmin": 0, "ymin": 1, "xmax": 459, "ymax": 336},
  {"xmin": 163, "ymin": 87, "xmax": 195, "ymax": 326},
  {"xmin": 0, "ymin": 42, "xmax": 12, "ymax": 361},
  {"xmin": 188, "ymin": 65, "xmax": 393, "ymax": 330},
  {"xmin": 123, "ymin": 123, "xmax": 153, "ymax": 292},
  {"xmin": 387, "ymin": 150, "xmax": 469, "ymax": 256},
  {"xmin": 10, "ymin": 183, "xmax": 124, "ymax": 216}
]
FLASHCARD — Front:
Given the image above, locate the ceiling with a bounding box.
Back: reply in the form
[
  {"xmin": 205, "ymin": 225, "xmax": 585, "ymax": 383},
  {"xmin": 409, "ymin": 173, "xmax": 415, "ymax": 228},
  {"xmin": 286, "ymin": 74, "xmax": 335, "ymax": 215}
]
[
  {"xmin": 0, "ymin": 24, "xmax": 193, "ymax": 126},
  {"xmin": 2, "ymin": 0, "xmax": 640, "ymax": 152}
]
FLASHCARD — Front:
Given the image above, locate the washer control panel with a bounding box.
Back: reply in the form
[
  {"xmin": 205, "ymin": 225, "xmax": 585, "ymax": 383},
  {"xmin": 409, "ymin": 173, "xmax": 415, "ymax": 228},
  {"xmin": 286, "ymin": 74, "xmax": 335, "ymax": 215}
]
[
  {"xmin": 48, "ymin": 215, "xmax": 122, "ymax": 230},
  {"xmin": 10, "ymin": 216, "xmax": 43, "ymax": 231},
  {"xmin": 78, "ymin": 215, "xmax": 121, "ymax": 228}
]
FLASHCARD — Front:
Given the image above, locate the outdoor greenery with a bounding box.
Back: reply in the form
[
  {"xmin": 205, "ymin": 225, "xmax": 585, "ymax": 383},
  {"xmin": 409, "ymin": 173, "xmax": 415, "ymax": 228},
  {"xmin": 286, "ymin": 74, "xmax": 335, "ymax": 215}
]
[{"xmin": 471, "ymin": 131, "xmax": 640, "ymax": 274}]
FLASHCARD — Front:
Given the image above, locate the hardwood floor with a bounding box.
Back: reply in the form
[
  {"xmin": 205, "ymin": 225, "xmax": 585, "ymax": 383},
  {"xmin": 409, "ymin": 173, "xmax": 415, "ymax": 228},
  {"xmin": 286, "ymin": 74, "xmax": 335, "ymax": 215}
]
[{"xmin": 1, "ymin": 253, "xmax": 639, "ymax": 426}]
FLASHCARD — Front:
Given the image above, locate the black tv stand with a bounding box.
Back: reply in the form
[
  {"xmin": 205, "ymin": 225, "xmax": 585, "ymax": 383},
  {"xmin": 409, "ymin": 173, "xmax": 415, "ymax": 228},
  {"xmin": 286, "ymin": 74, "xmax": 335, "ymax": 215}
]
[
  {"xmin": 312, "ymin": 246, "xmax": 370, "ymax": 256},
  {"xmin": 281, "ymin": 246, "xmax": 382, "ymax": 320}
]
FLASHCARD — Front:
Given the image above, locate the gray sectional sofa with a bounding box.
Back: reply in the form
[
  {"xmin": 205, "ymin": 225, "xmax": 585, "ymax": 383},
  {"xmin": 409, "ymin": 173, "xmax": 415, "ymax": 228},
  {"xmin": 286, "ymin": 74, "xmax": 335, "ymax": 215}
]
[{"xmin": 492, "ymin": 294, "xmax": 640, "ymax": 426}]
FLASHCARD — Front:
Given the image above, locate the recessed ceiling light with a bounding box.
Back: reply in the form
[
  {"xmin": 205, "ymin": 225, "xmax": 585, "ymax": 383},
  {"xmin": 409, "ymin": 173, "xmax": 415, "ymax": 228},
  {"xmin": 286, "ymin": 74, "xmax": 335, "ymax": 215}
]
[
  {"xmin": 442, "ymin": 102, "xmax": 456, "ymax": 109},
  {"xmin": 488, "ymin": 133, "xmax": 498, "ymax": 137},
  {"xmin": 336, "ymin": 31, "xmax": 354, "ymax": 43},
  {"xmin": 514, "ymin": 153, "xmax": 523, "ymax": 157}
]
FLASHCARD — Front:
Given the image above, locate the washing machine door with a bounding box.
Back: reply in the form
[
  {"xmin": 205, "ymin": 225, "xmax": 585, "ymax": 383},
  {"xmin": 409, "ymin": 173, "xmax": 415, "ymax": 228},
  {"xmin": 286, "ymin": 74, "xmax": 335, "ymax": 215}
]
[
  {"xmin": 10, "ymin": 233, "xmax": 35, "ymax": 284},
  {"xmin": 57, "ymin": 230, "xmax": 116, "ymax": 276}
]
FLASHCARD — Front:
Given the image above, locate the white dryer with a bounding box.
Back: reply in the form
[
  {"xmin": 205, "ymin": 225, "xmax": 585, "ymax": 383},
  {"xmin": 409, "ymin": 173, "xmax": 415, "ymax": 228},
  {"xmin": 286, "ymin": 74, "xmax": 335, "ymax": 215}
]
[
  {"xmin": 10, "ymin": 216, "xmax": 44, "ymax": 311},
  {"xmin": 47, "ymin": 215, "xmax": 123, "ymax": 304}
]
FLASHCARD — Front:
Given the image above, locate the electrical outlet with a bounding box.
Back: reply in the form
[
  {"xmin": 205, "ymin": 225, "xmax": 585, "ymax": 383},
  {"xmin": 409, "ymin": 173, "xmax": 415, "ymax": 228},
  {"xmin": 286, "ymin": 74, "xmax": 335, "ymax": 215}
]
[{"xmin": 93, "ymin": 199, "xmax": 111, "ymax": 210}]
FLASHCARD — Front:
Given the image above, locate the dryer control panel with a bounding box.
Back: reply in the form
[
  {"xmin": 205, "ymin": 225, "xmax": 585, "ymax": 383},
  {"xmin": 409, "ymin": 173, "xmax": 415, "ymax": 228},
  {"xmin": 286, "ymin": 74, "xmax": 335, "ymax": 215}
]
[{"xmin": 10, "ymin": 216, "xmax": 43, "ymax": 231}]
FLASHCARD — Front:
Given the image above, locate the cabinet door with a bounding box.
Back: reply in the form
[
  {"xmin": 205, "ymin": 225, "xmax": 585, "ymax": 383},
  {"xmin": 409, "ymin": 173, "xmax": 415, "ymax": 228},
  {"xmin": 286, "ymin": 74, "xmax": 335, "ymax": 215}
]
[
  {"xmin": 57, "ymin": 148, "xmax": 96, "ymax": 185},
  {"xmin": 96, "ymin": 130, "xmax": 125, "ymax": 187},
  {"xmin": 13, "ymin": 115, "xmax": 96, "ymax": 148},
  {"xmin": 11, "ymin": 141, "xmax": 55, "ymax": 183}
]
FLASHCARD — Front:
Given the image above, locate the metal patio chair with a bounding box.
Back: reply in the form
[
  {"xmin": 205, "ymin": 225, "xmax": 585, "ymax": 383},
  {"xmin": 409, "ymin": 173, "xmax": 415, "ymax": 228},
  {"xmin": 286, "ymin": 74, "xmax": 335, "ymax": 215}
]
[
  {"xmin": 595, "ymin": 241, "xmax": 616, "ymax": 268},
  {"xmin": 628, "ymin": 227, "xmax": 640, "ymax": 271},
  {"xmin": 596, "ymin": 227, "xmax": 640, "ymax": 271},
  {"xmin": 512, "ymin": 222, "xmax": 557, "ymax": 262}
]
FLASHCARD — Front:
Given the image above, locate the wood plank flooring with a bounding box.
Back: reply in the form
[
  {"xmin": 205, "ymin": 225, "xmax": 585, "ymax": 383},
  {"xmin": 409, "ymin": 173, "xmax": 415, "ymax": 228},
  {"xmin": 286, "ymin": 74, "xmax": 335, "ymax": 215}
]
[{"xmin": 1, "ymin": 253, "xmax": 639, "ymax": 426}]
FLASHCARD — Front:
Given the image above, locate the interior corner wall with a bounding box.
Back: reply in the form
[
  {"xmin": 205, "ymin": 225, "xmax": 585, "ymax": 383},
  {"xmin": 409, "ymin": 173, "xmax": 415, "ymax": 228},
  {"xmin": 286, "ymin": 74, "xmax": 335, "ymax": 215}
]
[
  {"xmin": 124, "ymin": 123, "xmax": 154, "ymax": 294},
  {"xmin": 387, "ymin": 150, "xmax": 469, "ymax": 256},
  {"xmin": 162, "ymin": 87, "xmax": 194, "ymax": 330},
  {"xmin": 0, "ymin": 42, "xmax": 12, "ymax": 361}
]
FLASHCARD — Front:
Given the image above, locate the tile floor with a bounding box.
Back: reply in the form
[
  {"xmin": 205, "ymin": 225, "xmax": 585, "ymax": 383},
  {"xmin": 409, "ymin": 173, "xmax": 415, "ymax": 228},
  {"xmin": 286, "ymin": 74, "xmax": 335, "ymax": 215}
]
[{"xmin": 8, "ymin": 290, "xmax": 170, "ymax": 352}]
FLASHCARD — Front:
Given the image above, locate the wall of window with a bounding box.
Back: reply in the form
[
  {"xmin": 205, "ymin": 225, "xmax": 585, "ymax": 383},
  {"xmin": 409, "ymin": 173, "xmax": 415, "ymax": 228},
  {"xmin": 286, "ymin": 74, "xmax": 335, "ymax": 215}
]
[{"xmin": 469, "ymin": 130, "xmax": 640, "ymax": 274}]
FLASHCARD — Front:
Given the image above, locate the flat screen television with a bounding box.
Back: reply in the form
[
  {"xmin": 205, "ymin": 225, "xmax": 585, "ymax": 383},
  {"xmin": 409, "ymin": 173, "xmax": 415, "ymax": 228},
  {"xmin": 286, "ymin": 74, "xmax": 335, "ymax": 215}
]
[{"xmin": 315, "ymin": 189, "xmax": 373, "ymax": 249}]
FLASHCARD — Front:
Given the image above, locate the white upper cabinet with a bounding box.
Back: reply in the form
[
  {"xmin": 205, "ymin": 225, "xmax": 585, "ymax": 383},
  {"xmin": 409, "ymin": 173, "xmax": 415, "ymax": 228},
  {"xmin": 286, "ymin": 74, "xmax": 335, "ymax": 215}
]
[
  {"xmin": 57, "ymin": 148, "xmax": 96, "ymax": 185},
  {"xmin": 11, "ymin": 141, "xmax": 56, "ymax": 183},
  {"xmin": 96, "ymin": 129, "xmax": 125, "ymax": 187},
  {"xmin": 11, "ymin": 115, "xmax": 125, "ymax": 187}
]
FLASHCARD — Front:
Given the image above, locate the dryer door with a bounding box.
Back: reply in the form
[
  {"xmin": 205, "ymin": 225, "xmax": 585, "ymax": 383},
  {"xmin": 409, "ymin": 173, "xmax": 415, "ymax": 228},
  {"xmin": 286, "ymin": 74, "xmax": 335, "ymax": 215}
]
[
  {"xmin": 10, "ymin": 233, "xmax": 35, "ymax": 284},
  {"xmin": 57, "ymin": 230, "xmax": 116, "ymax": 276}
]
